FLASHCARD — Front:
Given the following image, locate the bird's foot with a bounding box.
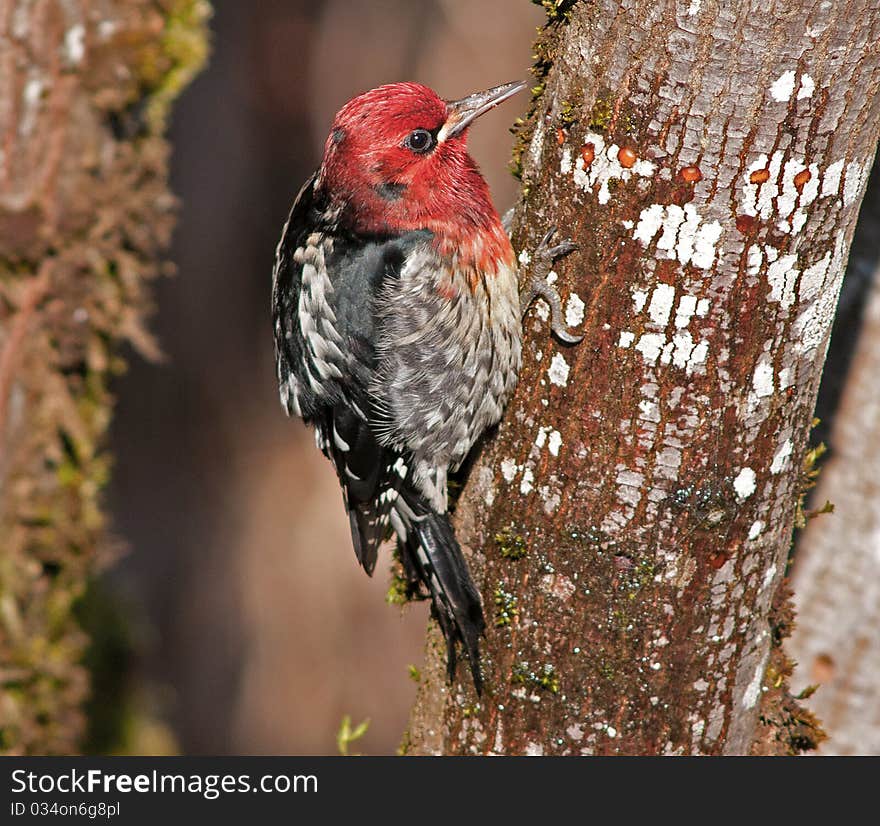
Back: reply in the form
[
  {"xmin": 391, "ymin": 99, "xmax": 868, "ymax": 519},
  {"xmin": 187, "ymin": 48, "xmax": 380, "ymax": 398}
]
[{"xmin": 520, "ymin": 226, "xmax": 583, "ymax": 344}]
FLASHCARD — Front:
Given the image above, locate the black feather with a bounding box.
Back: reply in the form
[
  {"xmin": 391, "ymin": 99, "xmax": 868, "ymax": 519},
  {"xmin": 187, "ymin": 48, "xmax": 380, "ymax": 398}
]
[
  {"xmin": 398, "ymin": 500, "xmax": 486, "ymax": 693},
  {"xmin": 319, "ymin": 405, "xmax": 399, "ymax": 575}
]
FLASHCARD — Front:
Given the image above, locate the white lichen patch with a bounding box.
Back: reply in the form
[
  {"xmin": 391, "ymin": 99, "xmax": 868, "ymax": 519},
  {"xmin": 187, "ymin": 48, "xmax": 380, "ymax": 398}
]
[
  {"xmin": 752, "ymin": 358, "xmax": 775, "ymax": 399},
  {"xmin": 843, "ymin": 160, "xmax": 866, "ymax": 207},
  {"xmin": 632, "ymin": 203, "xmax": 722, "ymax": 270},
  {"xmin": 671, "ymin": 331, "xmax": 695, "ymax": 368},
  {"xmin": 563, "ymin": 131, "xmax": 656, "ymax": 206},
  {"xmin": 547, "ymin": 430, "xmax": 562, "ymax": 457},
  {"xmin": 567, "ymin": 723, "xmax": 584, "ymax": 741},
  {"xmin": 638, "ymin": 398, "xmax": 659, "ymax": 421},
  {"xmin": 769, "ymin": 70, "xmax": 797, "ymax": 102},
  {"xmin": 648, "ymin": 283, "xmax": 676, "ymax": 326},
  {"xmin": 539, "ymin": 484, "xmax": 561, "ymax": 515},
  {"xmin": 821, "ymin": 159, "xmax": 844, "ymax": 197},
  {"xmin": 746, "ymin": 244, "xmax": 763, "ymax": 277},
  {"xmin": 19, "ymin": 75, "xmax": 44, "ymax": 138},
  {"xmin": 535, "ymin": 427, "xmax": 549, "ymax": 450},
  {"xmin": 674, "ymin": 294, "xmax": 697, "ymax": 328},
  {"xmin": 631, "ymin": 288, "xmax": 648, "ymax": 313},
  {"xmin": 632, "ymin": 327, "xmax": 708, "ymax": 374},
  {"xmin": 634, "ymin": 332, "xmax": 666, "ymax": 365},
  {"xmin": 500, "ymin": 458, "xmax": 518, "ymax": 483},
  {"xmin": 560, "ymin": 145, "xmax": 573, "ymax": 175},
  {"xmin": 800, "ymin": 251, "xmax": 832, "ymax": 303},
  {"xmin": 766, "ymin": 254, "xmax": 799, "ymax": 307},
  {"xmin": 770, "ymin": 439, "xmax": 793, "ymax": 474},
  {"xmin": 633, "ymin": 204, "xmax": 664, "ymax": 244},
  {"xmin": 733, "ymin": 467, "xmax": 757, "ymax": 500},
  {"xmin": 761, "ymin": 563, "xmax": 777, "ymax": 592},
  {"xmin": 520, "ymin": 467, "xmax": 535, "ymax": 495},
  {"xmin": 565, "ymin": 292, "xmax": 585, "ymax": 327},
  {"xmin": 548, "ymin": 352, "xmax": 570, "ymax": 387},
  {"xmin": 64, "ymin": 24, "xmax": 86, "ymax": 64},
  {"xmin": 742, "ymin": 653, "xmax": 769, "ymax": 709},
  {"xmin": 797, "ymin": 73, "xmax": 815, "ymax": 100},
  {"xmin": 686, "ymin": 340, "xmax": 710, "ymax": 373},
  {"xmin": 748, "ymin": 520, "xmax": 765, "ymax": 540},
  {"xmin": 618, "ymin": 330, "xmax": 635, "ymax": 349},
  {"xmin": 793, "ymin": 231, "xmax": 848, "ymax": 354},
  {"xmin": 528, "ymin": 117, "xmax": 546, "ymax": 171}
]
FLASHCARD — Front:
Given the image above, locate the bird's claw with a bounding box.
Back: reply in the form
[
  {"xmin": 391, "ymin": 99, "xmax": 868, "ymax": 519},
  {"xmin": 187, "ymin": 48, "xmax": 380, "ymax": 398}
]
[{"xmin": 520, "ymin": 227, "xmax": 584, "ymax": 345}]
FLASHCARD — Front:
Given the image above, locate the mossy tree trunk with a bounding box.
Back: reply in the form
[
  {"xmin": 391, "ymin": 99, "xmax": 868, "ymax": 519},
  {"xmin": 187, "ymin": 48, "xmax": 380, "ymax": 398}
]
[
  {"xmin": 0, "ymin": 0, "xmax": 208, "ymax": 755},
  {"xmin": 406, "ymin": 0, "xmax": 880, "ymax": 755}
]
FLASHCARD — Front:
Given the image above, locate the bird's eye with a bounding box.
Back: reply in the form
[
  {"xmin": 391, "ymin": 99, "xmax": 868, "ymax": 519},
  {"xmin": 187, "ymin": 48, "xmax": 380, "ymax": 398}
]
[{"xmin": 404, "ymin": 128, "xmax": 435, "ymax": 154}]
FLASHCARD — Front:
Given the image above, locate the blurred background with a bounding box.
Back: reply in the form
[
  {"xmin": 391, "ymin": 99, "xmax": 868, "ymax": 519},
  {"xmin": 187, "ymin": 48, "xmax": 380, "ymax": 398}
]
[
  {"xmin": 96, "ymin": 1, "xmax": 880, "ymax": 756},
  {"xmin": 101, "ymin": 0, "xmax": 545, "ymax": 755}
]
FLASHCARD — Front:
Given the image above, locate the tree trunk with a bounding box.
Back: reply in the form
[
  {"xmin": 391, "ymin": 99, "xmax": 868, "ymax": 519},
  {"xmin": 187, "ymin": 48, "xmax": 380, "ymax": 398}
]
[
  {"xmin": 0, "ymin": 0, "xmax": 208, "ymax": 755},
  {"xmin": 406, "ymin": 0, "xmax": 880, "ymax": 755},
  {"xmin": 787, "ymin": 251, "xmax": 880, "ymax": 755}
]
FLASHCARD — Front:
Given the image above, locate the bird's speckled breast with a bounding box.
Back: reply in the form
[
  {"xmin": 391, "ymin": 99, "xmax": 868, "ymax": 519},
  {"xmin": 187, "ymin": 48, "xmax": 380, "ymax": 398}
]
[{"xmin": 372, "ymin": 240, "xmax": 522, "ymax": 470}]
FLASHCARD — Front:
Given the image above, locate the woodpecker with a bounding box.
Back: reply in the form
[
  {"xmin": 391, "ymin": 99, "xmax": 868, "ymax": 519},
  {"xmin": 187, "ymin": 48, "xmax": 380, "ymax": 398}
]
[{"xmin": 272, "ymin": 80, "xmax": 580, "ymax": 693}]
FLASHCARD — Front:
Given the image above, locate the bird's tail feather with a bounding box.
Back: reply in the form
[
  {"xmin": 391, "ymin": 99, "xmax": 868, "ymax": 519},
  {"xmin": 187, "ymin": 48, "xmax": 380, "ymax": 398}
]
[{"xmin": 401, "ymin": 513, "xmax": 485, "ymax": 693}]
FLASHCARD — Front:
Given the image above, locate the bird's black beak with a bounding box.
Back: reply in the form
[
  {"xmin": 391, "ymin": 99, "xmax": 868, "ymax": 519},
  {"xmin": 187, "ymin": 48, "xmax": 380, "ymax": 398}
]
[{"xmin": 439, "ymin": 80, "xmax": 528, "ymax": 141}]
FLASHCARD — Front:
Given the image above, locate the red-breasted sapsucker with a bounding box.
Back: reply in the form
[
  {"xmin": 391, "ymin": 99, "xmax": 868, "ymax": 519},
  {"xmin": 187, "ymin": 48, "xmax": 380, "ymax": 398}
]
[{"xmin": 272, "ymin": 80, "xmax": 580, "ymax": 692}]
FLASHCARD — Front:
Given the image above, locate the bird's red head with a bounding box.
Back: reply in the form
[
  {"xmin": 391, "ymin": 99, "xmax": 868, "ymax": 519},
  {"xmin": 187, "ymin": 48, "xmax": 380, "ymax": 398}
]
[{"xmin": 317, "ymin": 81, "xmax": 525, "ymax": 272}]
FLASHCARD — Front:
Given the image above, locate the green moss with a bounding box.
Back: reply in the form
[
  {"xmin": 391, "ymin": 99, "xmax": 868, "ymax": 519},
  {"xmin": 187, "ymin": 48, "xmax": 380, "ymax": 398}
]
[
  {"xmin": 794, "ymin": 430, "xmax": 833, "ymax": 528},
  {"xmin": 495, "ymin": 525, "xmax": 528, "ymax": 560},
  {"xmin": 493, "ymin": 586, "xmax": 518, "ymax": 628},
  {"xmin": 386, "ymin": 572, "xmax": 410, "ymax": 606},
  {"xmin": 597, "ymin": 658, "xmax": 617, "ymax": 682},
  {"xmin": 135, "ymin": 0, "xmax": 212, "ymax": 132},
  {"xmin": 512, "ymin": 661, "xmax": 560, "ymax": 694},
  {"xmin": 509, "ymin": 8, "xmax": 565, "ymax": 181},
  {"xmin": 589, "ymin": 96, "xmax": 614, "ymax": 131},
  {"xmin": 632, "ymin": 556, "xmax": 656, "ymax": 591},
  {"xmin": 558, "ymin": 98, "xmax": 579, "ymax": 128},
  {"xmin": 386, "ymin": 549, "xmax": 412, "ymax": 605},
  {"xmin": 407, "ymin": 664, "xmax": 421, "ymax": 683},
  {"xmin": 532, "ymin": 0, "xmax": 577, "ymax": 22}
]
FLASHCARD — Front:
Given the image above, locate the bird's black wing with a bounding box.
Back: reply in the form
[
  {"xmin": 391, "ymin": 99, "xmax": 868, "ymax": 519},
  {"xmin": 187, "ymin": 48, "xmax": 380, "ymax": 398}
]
[{"xmin": 272, "ymin": 173, "xmax": 428, "ymax": 572}]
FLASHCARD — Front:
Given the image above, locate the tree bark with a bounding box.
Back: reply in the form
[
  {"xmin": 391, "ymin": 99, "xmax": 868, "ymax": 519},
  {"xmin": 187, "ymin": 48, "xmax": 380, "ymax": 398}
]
[
  {"xmin": 0, "ymin": 0, "xmax": 208, "ymax": 754},
  {"xmin": 406, "ymin": 0, "xmax": 880, "ymax": 755},
  {"xmin": 787, "ymin": 252, "xmax": 880, "ymax": 755}
]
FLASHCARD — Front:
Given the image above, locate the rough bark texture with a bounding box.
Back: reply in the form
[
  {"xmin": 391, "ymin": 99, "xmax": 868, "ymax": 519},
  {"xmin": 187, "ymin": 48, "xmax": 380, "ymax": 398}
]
[
  {"xmin": 788, "ymin": 254, "xmax": 880, "ymax": 755},
  {"xmin": 0, "ymin": 0, "xmax": 208, "ymax": 755},
  {"xmin": 406, "ymin": 0, "xmax": 879, "ymax": 755}
]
